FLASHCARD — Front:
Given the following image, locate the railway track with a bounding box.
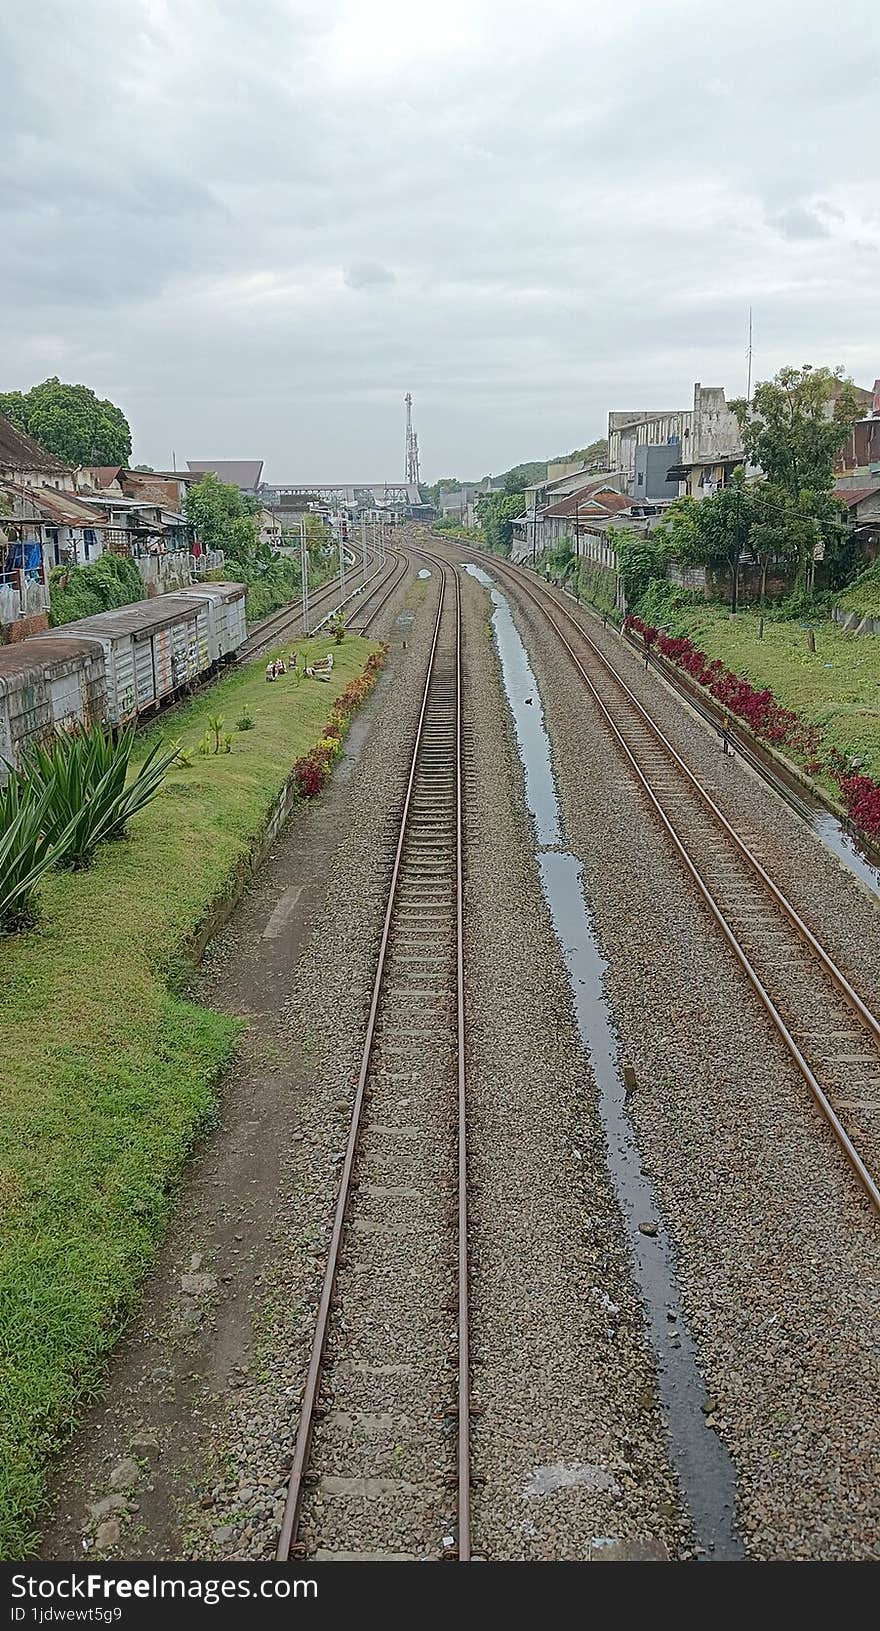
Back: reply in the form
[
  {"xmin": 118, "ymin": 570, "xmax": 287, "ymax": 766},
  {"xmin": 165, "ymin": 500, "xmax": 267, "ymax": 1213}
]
[
  {"xmin": 350, "ymin": 550, "xmax": 410, "ymax": 634},
  {"xmin": 459, "ymin": 548, "xmax": 880, "ymax": 1215},
  {"xmin": 276, "ymin": 554, "xmax": 471, "ymax": 1561},
  {"xmin": 240, "ymin": 548, "xmax": 398, "ymax": 662}
]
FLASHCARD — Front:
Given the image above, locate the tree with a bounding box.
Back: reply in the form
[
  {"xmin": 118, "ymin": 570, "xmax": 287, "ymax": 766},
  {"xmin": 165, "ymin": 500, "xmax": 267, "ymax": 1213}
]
[
  {"xmin": 730, "ymin": 365, "xmax": 859, "ymax": 500},
  {"xmin": 476, "ymin": 490, "xmax": 524, "ymax": 556},
  {"xmin": 185, "ymin": 472, "xmax": 260, "ymax": 564},
  {"xmin": 0, "ymin": 377, "xmax": 132, "ymax": 465},
  {"xmin": 729, "ymin": 365, "xmax": 859, "ymax": 592},
  {"xmin": 613, "ymin": 528, "xmax": 672, "ymax": 607},
  {"xmin": 655, "ymin": 476, "xmax": 752, "ymax": 612}
]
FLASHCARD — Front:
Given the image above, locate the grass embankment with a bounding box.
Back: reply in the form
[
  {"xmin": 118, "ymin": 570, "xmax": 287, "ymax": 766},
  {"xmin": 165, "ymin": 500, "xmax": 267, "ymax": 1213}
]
[
  {"xmin": 659, "ymin": 604, "xmax": 880, "ymax": 781},
  {"xmin": 0, "ymin": 635, "xmax": 379, "ymax": 1556}
]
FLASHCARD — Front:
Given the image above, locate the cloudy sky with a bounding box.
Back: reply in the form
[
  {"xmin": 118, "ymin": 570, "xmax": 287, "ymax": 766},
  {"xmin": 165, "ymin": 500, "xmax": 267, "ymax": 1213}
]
[{"xmin": 1, "ymin": 0, "xmax": 877, "ymax": 482}]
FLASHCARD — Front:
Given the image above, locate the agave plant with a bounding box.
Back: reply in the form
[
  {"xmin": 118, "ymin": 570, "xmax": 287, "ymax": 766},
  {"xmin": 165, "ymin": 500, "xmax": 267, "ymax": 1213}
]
[
  {"xmin": 20, "ymin": 725, "xmax": 178, "ymax": 870},
  {"xmin": 0, "ymin": 775, "xmax": 62, "ymax": 932}
]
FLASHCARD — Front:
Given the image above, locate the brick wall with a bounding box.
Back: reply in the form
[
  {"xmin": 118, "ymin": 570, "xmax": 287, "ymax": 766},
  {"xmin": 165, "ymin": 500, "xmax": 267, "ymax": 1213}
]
[{"xmin": 5, "ymin": 612, "xmax": 50, "ymax": 643}]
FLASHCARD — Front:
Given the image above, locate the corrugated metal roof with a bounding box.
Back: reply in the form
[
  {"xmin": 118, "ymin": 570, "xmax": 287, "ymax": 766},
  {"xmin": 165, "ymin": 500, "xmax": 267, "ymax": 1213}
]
[
  {"xmin": 19, "ymin": 484, "xmax": 105, "ymax": 526},
  {"xmin": 0, "ymin": 414, "xmax": 71, "ymax": 475},
  {"xmin": 834, "ymin": 485, "xmax": 880, "ymax": 508}
]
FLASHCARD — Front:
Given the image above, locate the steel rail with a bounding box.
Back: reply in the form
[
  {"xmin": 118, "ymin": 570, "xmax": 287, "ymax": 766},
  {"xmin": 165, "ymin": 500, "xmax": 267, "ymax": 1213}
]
[
  {"xmin": 466, "ymin": 549, "xmax": 880, "ymax": 1213},
  {"xmin": 453, "ymin": 561, "xmax": 470, "ymax": 1560},
  {"xmin": 240, "ymin": 548, "xmax": 393, "ymax": 661},
  {"xmin": 416, "ymin": 547, "xmax": 471, "ymax": 1560},
  {"xmin": 276, "ymin": 556, "xmax": 471, "ymax": 1559},
  {"xmin": 351, "ymin": 550, "xmax": 411, "ymax": 634}
]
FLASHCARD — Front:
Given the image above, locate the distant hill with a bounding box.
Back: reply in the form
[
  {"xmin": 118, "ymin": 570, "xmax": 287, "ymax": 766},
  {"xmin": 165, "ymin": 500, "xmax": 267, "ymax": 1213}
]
[
  {"xmin": 493, "ymin": 437, "xmax": 608, "ymax": 494},
  {"xmin": 425, "ymin": 438, "xmax": 608, "ymax": 503}
]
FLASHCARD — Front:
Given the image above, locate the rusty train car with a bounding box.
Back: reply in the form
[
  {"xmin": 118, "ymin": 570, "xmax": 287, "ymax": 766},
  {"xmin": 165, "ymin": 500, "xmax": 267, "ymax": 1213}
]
[{"xmin": 0, "ymin": 582, "xmax": 246, "ymax": 774}]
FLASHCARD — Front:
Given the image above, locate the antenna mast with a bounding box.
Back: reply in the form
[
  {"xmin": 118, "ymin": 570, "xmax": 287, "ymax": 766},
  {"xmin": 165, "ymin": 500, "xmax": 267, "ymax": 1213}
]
[
  {"xmin": 405, "ymin": 391, "xmax": 421, "ymax": 485},
  {"xmin": 746, "ymin": 306, "xmax": 753, "ymax": 404}
]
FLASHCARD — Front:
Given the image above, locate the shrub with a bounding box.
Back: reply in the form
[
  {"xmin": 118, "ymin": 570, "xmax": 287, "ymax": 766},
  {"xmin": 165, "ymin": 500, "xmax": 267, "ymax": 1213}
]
[
  {"xmin": 236, "ymin": 712, "xmax": 255, "ymax": 731},
  {"xmin": 20, "ymin": 724, "xmax": 178, "ymax": 870},
  {"xmin": 49, "ymin": 555, "xmax": 144, "ymax": 626},
  {"xmin": 0, "ymin": 777, "xmax": 63, "ymax": 932},
  {"xmin": 292, "ymin": 646, "xmax": 388, "ymax": 799}
]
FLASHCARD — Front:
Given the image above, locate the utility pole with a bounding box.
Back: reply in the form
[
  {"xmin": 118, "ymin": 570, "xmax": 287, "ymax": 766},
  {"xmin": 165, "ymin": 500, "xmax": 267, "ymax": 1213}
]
[
  {"xmin": 746, "ymin": 306, "xmax": 753, "ymax": 405},
  {"xmin": 338, "ymin": 525, "xmax": 345, "ymax": 603},
  {"xmin": 300, "ymin": 516, "xmax": 309, "ymax": 636},
  {"xmin": 361, "ymin": 515, "xmax": 367, "ymax": 577}
]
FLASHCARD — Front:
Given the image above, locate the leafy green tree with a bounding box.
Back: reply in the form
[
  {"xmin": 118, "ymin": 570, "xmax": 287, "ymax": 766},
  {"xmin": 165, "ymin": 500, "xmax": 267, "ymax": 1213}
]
[
  {"xmin": 0, "ymin": 378, "xmax": 132, "ymax": 465},
  {"xmin": 730, "ymin": 365, "xmax": 858, "ymax": 500},
  {"xmin": 613, "ymin": 527, "xmax": 672, "ymax": 607},
  {"xmin": 185, "ymin": 472, "xmax": 259, "ymax": 563},
  {"xmin": 476, "ymin": 490, "xmax": 524, "ymax": 556},
  {"xmin": 654, "ymin": 479, "xmax": 751, "ymax": 611},
  {"xmin": 426, "ymin": 477, "xmax": 465, "ymax": 506}
]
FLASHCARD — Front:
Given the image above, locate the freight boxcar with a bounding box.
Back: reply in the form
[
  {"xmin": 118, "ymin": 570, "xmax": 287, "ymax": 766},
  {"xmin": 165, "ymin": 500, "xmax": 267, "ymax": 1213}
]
[
  {"xmin": 0, "ymin": 637, "xmax": 108, "ymax": 776},
  {"xmin": 44, "ymin": 596, "xmax": 211, "ymax": 724},
  {"xmin": 181, "ymin": 582, "xmax": 248, "ymax": 663}
]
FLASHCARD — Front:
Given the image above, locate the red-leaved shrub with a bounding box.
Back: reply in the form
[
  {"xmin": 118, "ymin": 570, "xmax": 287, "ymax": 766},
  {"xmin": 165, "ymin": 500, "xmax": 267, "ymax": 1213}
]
[
  {"xmin": 293, "ymin": 647, "xmax": 389, "ymax": 799},
  {"xmin": 623, "ymin": 615, "xmax": 880, "ymax": 842}
]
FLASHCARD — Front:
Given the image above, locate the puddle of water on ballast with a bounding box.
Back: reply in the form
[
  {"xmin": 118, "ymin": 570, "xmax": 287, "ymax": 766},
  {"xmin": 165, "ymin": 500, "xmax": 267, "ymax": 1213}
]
[{"xmin": 465, "ymin": 562, "xmax": 743, "ymax": 1560}]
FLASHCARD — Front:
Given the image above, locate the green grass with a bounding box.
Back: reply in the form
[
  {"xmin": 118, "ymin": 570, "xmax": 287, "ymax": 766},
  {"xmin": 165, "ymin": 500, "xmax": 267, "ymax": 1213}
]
[
  {"xmin": 838, "ymin": 560, "xmax": 880, "ymax": 619},
  {"xmin": 665, "ymin": 603, "xmax": 880, "ymax": 778},
  {"xmin": 0, "ymin": 634, "xmax": 379, "ymax": 1556}
]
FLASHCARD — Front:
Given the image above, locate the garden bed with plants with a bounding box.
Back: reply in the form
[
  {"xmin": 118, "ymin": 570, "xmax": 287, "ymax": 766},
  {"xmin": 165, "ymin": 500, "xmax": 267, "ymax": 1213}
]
[
  {"xmin": 0, "ymin": 634, "xmax": 383, "ymax": 1555},
  {"xmin": 624, "ymin": 606, "xmax": 880, "ymax": 842}
]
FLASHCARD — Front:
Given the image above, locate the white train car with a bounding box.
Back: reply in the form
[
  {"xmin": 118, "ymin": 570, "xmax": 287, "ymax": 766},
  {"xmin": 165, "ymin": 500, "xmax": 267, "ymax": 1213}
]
[
  {"xmin": 0, "ymin": 636, "xmax": 108, "ymax": 776},
  {"xmin": 180, "ymin": 582, "xmax": 248, "ymax": 663}
]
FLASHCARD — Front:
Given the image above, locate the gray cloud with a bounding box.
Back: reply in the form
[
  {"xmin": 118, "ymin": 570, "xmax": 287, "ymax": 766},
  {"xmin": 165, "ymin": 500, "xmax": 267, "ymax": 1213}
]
[
  {"xmin": 0, "ymin": 0, "xmax": 877, "ymax": 480},
  {"xmin": 344, "ymin": 261, "xmax": 396, "ymax": 290},
  {"xmin": 773, "ymin": 204, "xmax": 833, "ymax": 241}
]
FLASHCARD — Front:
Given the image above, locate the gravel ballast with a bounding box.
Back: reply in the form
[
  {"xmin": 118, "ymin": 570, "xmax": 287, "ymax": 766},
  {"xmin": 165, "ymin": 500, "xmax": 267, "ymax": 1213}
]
[
  {"xmin": 459, "ymin": 552, "xmax": 880, "ymax": 1561},
  {"xmin": 457, "ymin": 568, "xmax": 684, "ymax": 1561}
]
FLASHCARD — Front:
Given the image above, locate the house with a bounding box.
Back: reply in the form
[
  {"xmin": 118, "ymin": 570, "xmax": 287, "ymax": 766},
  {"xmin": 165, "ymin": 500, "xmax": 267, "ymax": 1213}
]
[
  {"xmin": 257, "ymin": 506, "xmax": 284, "ymax": 550},
  {"xmin": 6, "ymin": 482, "xmax": 108, "ymax": 569},
  {"xmin": 0, "ymin": 482, "xmax": 54, "ymax": 634},
  {"xmin": 836, "ymin": 383, "xmax": 880, "ymax": 479},
  {"xmin": 186, "ymin": 459, "xmax": 264, "ymax": 494},
  {"xmin": 0, "ymin": 412, "xmax": 75, "ymax": 493},
  {"xmin": 438, "ymin": 486, "xmax": 478, "ymax": 526},
  {"xmin": 121, "ymin": 469, "xmax": 198, "ymax": 510},
  {"xmin": 78, "ymin": 496, "xmax": 199, "ymax": 594},
  {"xmin": 511, "ymin": 476, "xmax": 639, "ymax": 564},
  {"xmin": 76, "ymin": 465, "xmax": 126, "ymax": 498},
  {"xmin": 608, "ymin": 385, "xmax": 745, "ymax": 500}
]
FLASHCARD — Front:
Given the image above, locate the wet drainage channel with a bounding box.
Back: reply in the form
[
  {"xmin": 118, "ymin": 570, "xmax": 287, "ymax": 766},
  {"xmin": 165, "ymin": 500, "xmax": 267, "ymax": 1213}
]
[{"xmin": 466, "ymin": 564, "xmax": 743, "ymax": 1561}]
